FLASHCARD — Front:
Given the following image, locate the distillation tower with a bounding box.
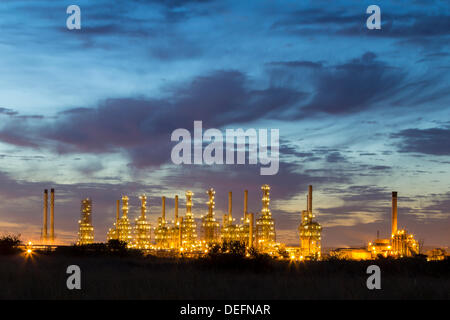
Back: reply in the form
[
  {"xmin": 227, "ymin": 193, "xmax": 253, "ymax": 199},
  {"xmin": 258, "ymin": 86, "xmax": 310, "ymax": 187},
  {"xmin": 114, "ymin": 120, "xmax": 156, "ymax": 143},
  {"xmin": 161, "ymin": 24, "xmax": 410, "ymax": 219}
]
[
  {"xmin": 181, "ymin": 191, "xmax": 197, "ymax": 249},
  {"xmin": 134, "ymin": 195, "xmax": 151, "ymax": 249},
  {"xmin": 116, "ymin": 196, "xmax": 133, "ymax": 244},
  {"xmin": 255, "ymin": 185, "xmax": 276, "ymax": 250},
  {"xmin": 202, "ymin": 188, "xmax": 220, "ymax": 243},
  {"xmin": 298, "ymin": 185, "xmax": 322, "ymax": 259},
  {"xmin": 77, "ymin": 198, "xmax": 94, "ymax": 245}
]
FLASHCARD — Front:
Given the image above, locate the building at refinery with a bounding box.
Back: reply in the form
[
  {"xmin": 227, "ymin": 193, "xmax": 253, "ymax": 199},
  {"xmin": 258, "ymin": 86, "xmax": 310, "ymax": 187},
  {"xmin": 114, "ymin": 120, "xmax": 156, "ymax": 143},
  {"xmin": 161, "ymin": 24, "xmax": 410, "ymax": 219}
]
[
  {"xmin": 106, "ymin": 196, "xmax": 133, "ymax": 243},
  {"xmin": 77, "ymin": 198, "xmax": 94, "ymax": 245},
  {"xmin": 39, "ymin": 182, "xmax": 427, "ymax": 261},
  {"xmin": 331, "ymin": 191, "xmax": 420, "ymax": 260},
  {"xmin": 134, "ymin": 195, "xmax": 151, "ymax": 249},
  {"xmin": 299, "ymin": 185, "xmax": 322, "ymax": 260},
  {"xmin": 29, "ymin": 180, "xmax": 446, "ymax": 263},
  {"xmin": 255, "ymin": 185, "xmax": 276, "ymax": 251},
  {"xmin": 201, "ymin": 188, "xmax": 220, "ymax": 244},
  {"xmin": 101, "ymin": 185, "xmax": 284, "ymax": 255}
]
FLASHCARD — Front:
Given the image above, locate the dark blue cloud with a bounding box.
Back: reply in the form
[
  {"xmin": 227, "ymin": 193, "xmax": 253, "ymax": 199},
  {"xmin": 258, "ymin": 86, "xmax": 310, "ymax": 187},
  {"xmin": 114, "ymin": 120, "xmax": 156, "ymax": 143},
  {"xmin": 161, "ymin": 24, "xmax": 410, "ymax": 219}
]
[{"xmin": 391, "ymin": 126, "xmax": 450, "ymax": 156}]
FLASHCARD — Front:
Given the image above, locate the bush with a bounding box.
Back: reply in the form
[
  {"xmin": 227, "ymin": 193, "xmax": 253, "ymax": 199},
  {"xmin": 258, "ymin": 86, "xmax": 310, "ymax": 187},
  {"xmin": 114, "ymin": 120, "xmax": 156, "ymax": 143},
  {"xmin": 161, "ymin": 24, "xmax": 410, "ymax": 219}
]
[
  {"xmin": 54, "ymin": 240, "xmax": 142, "ymax": 257},
  {"xmin": 0, "ymin": 234, "xmax": 22, "ymax": 255}
]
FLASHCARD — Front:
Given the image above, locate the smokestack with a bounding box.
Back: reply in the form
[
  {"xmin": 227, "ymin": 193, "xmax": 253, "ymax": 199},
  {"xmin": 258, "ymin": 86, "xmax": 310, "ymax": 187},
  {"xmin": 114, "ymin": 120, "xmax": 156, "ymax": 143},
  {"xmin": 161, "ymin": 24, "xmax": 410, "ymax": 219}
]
[
  {"xmin": 42, "ymin": 189, "xmax": 48, "ymax": 241},
  {"xmin": 228, "ymin": 191, "xmax": 232, "ymax": 222},
  {"xmin": 162, "ymin": 196, "xmax": 166, "ymax": 222},
  {"xmin": 392, "ymin": 191, "xmax": 398, "ymax": 236},
  {"xmin": 308, "ymin": 185, "xmax": 313, "ymax": 213},
  {"xmin": 244, "ymin": 190, "xmax": 248, "ymax": 219},
  {"xmin": 175, "ymin": 195, "xmax": 179, "ymax": 224},
  {"xmin": 50, "ymin": 188, "xmax": 54, "ymax": 242},
  {"xmin": 248, "ymin": 213, "xmax": 254, "ymax": 248}
]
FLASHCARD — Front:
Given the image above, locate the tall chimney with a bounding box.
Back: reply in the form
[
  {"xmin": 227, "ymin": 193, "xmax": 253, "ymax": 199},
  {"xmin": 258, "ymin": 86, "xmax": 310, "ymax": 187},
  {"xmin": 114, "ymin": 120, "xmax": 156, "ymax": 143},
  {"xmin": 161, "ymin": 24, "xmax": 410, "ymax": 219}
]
[
  {"xmin": 50, "ymin": 188, "xmax": 55, "ymax": 242},
  {"xmin": 42, "ymin": 189, "xmax": 48, "ymax": 241},
  {"xmin": 392, "ymin": 191, "xmax": 398, "ymax": 236},
  {"xmin": 228, "ymin": 191, "xmax": 232, "ymax": 222},
  {"xmin": 174, "ymin": 195, "xmax": 179, "ymax": 224},
  {"xmin": 162, "ymin": 196, "xmax": 166, "ymax": 222},
  {"xmin": 244, "ymin": 190, "xmax": 248, "ymax": 220},
  {"xmin": 308, "ymin": 185, "xmax": 313, "ymax": 213},
  {"xmin": 248, "ymin": 213, "xmax": 254, "ymax": 248}
]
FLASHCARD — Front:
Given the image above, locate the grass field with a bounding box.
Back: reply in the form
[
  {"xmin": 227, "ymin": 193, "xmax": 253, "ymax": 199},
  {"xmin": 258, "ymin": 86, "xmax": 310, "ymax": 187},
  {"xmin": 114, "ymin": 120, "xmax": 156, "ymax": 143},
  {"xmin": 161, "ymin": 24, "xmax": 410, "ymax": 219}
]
[{"xmin": 0, "ymin": 252, "xmax": 448, "ymax": 300}]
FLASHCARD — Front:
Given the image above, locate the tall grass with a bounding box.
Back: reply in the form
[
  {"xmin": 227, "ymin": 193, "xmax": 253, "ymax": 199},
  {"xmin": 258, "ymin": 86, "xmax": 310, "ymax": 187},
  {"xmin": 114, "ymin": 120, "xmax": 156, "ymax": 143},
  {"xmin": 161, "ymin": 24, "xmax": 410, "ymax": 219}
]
[{"xmin": 0, "ymin": 252, "xmax": 448, "ymax": 299}]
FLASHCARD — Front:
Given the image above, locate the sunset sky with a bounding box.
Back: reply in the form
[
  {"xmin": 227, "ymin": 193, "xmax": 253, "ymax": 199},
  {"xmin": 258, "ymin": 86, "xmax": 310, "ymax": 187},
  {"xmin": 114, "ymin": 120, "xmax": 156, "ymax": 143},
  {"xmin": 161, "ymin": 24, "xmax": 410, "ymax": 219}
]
[{"xmin": 0, "ymin": 0, "xmax": 449, "ymax": 247}]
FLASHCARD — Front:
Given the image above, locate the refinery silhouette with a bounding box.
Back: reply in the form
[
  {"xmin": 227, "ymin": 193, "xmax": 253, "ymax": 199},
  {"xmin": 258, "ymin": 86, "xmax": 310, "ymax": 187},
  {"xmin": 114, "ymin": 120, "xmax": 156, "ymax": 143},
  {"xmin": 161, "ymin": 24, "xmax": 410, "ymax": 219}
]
[{"xmin": 34, "ymin": 184, "xmax": 445, "ymax": 261}]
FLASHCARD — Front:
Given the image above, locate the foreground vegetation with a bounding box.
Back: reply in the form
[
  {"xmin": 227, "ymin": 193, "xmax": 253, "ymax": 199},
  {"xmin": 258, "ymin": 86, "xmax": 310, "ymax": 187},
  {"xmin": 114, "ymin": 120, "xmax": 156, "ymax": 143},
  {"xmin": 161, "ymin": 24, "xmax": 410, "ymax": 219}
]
[{"xmin": 0, "ymin": 235, "xmax": 448, "ymax": 299}]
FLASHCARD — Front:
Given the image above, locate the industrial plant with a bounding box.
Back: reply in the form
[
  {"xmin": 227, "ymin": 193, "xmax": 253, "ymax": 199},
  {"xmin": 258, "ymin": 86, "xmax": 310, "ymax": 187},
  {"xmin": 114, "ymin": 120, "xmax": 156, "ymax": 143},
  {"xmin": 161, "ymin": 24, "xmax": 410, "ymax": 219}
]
[{"xmin": 36, "ymin": 184, "xmax": 438, "ymax": 261}]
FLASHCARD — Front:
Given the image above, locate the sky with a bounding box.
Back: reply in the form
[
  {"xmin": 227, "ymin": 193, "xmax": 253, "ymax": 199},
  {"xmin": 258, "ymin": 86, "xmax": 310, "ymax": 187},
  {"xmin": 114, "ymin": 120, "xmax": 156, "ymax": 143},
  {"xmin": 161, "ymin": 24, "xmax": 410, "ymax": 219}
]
[{"xmin": 0, "ymin": 0, "xmax": 449, "ymax": 248}]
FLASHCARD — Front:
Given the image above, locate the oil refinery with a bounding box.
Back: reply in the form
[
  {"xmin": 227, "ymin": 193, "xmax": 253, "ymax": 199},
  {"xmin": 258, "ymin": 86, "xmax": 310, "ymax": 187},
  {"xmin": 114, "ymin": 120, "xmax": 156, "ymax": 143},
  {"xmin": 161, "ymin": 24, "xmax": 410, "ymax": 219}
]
[{"xmin": 36, "ymin": 184, "xmax": 445, "ymax": 261}]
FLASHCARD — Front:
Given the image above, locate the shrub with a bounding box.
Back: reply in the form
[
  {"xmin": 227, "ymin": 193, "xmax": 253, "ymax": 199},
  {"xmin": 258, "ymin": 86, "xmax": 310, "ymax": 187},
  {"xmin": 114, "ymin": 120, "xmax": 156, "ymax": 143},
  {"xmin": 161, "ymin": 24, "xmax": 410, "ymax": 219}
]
[{"xmin": 0, "ymin": 234, "xmax": 22, "ymax": 255}]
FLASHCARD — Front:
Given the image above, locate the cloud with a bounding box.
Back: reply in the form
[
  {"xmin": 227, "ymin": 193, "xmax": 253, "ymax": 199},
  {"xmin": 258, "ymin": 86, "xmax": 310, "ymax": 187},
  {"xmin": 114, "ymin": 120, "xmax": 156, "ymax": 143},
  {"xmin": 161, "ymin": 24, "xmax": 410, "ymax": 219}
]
[
  {"xmin": 391, "ymin": 126, "xmax": 450, "ymax": 156},
  {"xmin": 0, "ymin": 70, "xmax": 304, "ymax": 168},
  {"xmin": 299, "ymin": 52, "xmax": 406, "ymax": 116}
]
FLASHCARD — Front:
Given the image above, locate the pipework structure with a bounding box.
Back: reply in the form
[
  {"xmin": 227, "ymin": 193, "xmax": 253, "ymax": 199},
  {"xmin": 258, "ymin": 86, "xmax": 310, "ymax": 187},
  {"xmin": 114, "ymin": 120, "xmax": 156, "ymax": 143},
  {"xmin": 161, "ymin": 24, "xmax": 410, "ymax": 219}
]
[
  {"xmin": 155, "ymin": 196, "xmax": 170, "ymax": 248},
  {"xmin": 221, "ymin": 191, "xmax": 240, "ymax": 243},
  {"xmin": 298, "ymin": 185, "xmax": 322, "ymax": 260},
  {"xmin": 238, "ymin": 190, "xmax": 253, "ymax": 245},
  {"xmin": 77, "ymin": 198, "xmax": 94, "ymax": 245},
  {"xmin": 169, "ymin": 195, "xmax": 181, "ymax": 248},
  {"xmin": 106, "ymin": 200, "xmax": 121, "ymax": 241},
  {"xmin": 117, "ymin": 196, "xmax": 133, "ymax": 244},
  {"xmin": 134, "ymin": 195, "xmax": 151, "ymax": 249},
  {"xmin": 201, "ymin": 188, "xmax": 220, "ymax": 243},
  {"xmin": 180, "ymin": 191, "xmax": 197, "ymax": 249},
  {"xmin": 255, "ymin": 184, "xmax": 276, "ymax": 250}
]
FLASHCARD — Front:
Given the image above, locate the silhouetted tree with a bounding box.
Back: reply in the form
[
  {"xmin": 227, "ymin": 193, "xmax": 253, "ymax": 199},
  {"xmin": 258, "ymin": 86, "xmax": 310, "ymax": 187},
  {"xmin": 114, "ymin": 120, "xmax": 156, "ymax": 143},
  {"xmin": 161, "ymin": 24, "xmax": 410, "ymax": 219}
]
[{"xmin": 0, "ymin": 234, "xmax": 22, "ymax": 255}]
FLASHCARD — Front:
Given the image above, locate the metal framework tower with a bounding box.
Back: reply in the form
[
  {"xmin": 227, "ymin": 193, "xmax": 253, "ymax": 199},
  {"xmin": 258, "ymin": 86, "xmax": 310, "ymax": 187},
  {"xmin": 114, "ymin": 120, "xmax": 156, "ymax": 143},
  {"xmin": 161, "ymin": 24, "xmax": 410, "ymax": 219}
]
[
  {"xmin": 116, "ymin": 196, "xmax": 133, "ymax": 244},
  {"xmin": 155, "ymin": 196, "xmax": 170, "ymax": 248},
  {"xmin": 181, "ymin": 191, "xmax": 197, "ymax": 249},
  {"xmin": 201, "ymin": 188, "xmax": 220, "ymax": 243},
  {"xmin": 221, "ymin": 191, "xmax": 240, "ymax": 243},
  {"xmin": 255, "ymin": 185, "xmax": 276, "ymax": 249},
  {"xmin": 134, "ymin": 195, "xmax": 151, "ymax": 249},
  {"xmin": 77, "ymin": 198, "xmax": 94, "ymax": 245}
]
